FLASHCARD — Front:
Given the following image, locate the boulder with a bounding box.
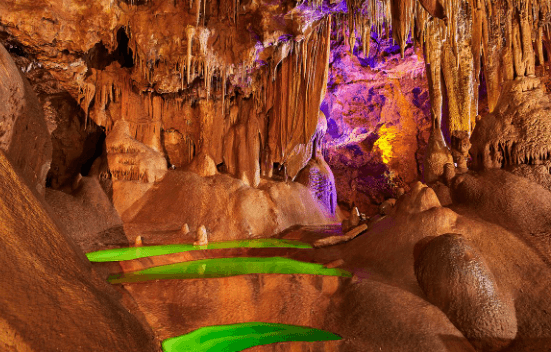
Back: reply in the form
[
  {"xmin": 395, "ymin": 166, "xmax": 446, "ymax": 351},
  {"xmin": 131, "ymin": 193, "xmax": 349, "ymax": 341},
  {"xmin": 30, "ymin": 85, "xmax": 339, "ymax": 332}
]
[
  {"xmin": 396, "ymin": 181, "xmax": 441, "ymax": 214},
  {"xmin": 415, "ymin": 234, "xmax": 517, "ymax": 351}
]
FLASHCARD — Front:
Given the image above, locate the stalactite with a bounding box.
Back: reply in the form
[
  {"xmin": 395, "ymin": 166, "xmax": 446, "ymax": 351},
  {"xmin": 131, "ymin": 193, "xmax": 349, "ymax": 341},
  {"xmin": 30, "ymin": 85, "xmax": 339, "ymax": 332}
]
[
  {"xmin": 59, "ymin": 0, "xmax": 551, "ymax": 192},
  {"xmin": 390, "ymin": 0, "xmax": 414, "ymax": 58},
  {"xmin": 261, "ymin": 16, "xmax": 331, "ymax": 178},
  {"xmin": 424, "ymin": 19, "xmax": 445, "ymax": 132},
  {"xmin": 195, "ymin": 0, "xmax": 201, "ymax": 27},
  {"xmin": 361, "ymin": 17, "xmax": 371, "ymax": 58},
  {"xmin": 186, "ymin": 26, "xmax": 195, "ymax": 84},
  {"xmin": 537, "ymin": 26, "xmax": 545, "ymax": 72},
  {"xmin": 519, "ymin": 0, "xmax": 536, "ymax": 76},
  {"xmin": 78, "ymin": 81, "xmax": 96, "ymax": 130}
]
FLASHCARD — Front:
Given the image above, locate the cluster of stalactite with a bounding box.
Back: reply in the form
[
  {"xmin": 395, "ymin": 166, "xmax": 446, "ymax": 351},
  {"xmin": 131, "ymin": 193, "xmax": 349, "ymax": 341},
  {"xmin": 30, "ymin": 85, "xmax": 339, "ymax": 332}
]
[
  {"xmin": 80, "ymin": 16, "xmax": 331, "ymax": 188},
  {"xmin": 260, "ymin": 17, "xmax": 332, "ymax": 180},
  {"xmin": 70, "ymin": 0, "xmax": 551, "ymax": 188},
  {"xmin": 422, "ymin": 0, "xmax": 551, "ymax": 141},
  {"xmin": 121, "ymin": 0, "xmax": 252, "ymax": 97},
  {"xmin": 331, "ymin": 0, "xmax": 551, "ymax": 143}
]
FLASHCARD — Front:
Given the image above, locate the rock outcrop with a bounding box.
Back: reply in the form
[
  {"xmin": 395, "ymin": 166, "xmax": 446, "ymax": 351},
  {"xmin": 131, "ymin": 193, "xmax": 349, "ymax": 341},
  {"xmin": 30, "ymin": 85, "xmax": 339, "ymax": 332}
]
[
  {"xmin": 0, "ymin": 150, "xmax": 158, "ymax": 352},
  {"xmin": 415, "ymin": 234, "xmax": 517, "ymax": 351},
  {"xmin": 396, "ymin": 181, "xmax": 441, "ymax": 214},
  {"xmin": 123, "ymin": 170, "xmax": 334, "ymax": 241},
  {"xmin": 0, "ymin": 43, "xmax": 52, "ymax": 194}
]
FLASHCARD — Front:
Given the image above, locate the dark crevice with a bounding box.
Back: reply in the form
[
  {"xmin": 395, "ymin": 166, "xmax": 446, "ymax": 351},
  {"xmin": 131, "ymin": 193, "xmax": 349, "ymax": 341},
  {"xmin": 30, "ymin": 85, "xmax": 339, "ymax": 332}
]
[
  {"xmin": 84, "ymin": 28, "xmax": 134, "ymax": 70},
  {"xmin": 120, "ymin": 0, "xmax": 149, "ymax": 5},
  {"xmin": 216, "ymin": 162, "xmax": 227, "ymax": 173},
  {"xmin": 45, "ymin": 92, "xmax": 105, "ymax": 190},
  {"xmin": 0, "ymin": 33, "xmax": 30, "ymax": 58},
  {"xmin": 80, "ymin": 128, "xmax": 107, "ymax": 176}
]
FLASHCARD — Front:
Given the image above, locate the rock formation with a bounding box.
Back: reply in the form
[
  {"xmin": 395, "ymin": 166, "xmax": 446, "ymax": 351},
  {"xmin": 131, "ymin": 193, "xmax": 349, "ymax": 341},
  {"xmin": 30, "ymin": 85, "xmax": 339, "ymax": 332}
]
[
  {"xmin": 0, "ymin": 43, "xmax": 52, "ymax": 194},
  {"xmin": 415, "ymin": 234, "xmax": 517, "ymax": 351},
  {"xmin": 0, "ymin": 150, "xmax": 158, "ymax": 352},
  {"xmin": 470, "ymin": 77, "xmax": 551, "ymax": 191},
  {"xmin": 194, "ymin": 225, "xmax": 209, "ymax": 246}
]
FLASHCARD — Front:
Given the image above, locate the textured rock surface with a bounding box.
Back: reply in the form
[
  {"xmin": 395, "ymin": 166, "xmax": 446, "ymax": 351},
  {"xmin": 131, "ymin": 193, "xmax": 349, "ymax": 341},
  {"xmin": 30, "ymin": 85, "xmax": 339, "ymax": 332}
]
[
  {"xmin": 470, "ymin": 78, "xmax": 551, "ymax": 193},
  {"xmin": 106, "ymin": 120, "xmax": 167, "ymax": 183},
  {"xmin": 395, "ymin": 181, "xmax": 441, "ymax": 214},
  {"xmin": 0, "ymin": 150, "xmax": 158, "ymax": 352},
  {"xmin": 415, "ymin": 234, "xmax": 517, "ymax": 351},
  {"xmin": 9, "ymin": 51, "xmax": 106, "ymax": 191},
  {"xmin": 452, "ymin": 170, "xmax": 551, "ymax": 236},
  {"xmin": 328, "ymin": 180, "xmax": 551, "ymax": 351},
  {"xmin": 121, "ymin": 274, "xmax": 344, "ymax": 340},
  {"xmin": 0, "ymin": 43, "xmax": 52, "ymax": 194},
  {"xmin": 46, "ymin": 176, "xmax": 125, "ymax": 252},
  {"xmin": 4, "ymin": 1, "xmax": 551, "ymax": 351},
  {"xmin": 124, "ymin": 170, "xmax": 334, "ymax": 240}
]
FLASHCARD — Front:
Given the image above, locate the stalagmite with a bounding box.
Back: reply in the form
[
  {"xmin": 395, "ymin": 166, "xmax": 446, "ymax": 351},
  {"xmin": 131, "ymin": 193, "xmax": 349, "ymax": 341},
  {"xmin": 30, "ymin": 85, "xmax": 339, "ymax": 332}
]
[
  {"xmin": 194, "ymin": 225, "xmax": 208, "ymax": 246},
  {"xmin": 350, "ymin": 207, "xmax": 361, "ymax": 227},
  {"xmin": 181, "ymin": 223, "xmax": 190, "ymax": 235}
]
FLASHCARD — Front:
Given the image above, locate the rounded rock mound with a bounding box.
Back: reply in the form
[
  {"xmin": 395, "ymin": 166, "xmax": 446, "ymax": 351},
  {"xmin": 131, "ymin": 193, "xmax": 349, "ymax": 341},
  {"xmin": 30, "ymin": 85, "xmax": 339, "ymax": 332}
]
[{"xmin": 414, "ymin": 234, "xmax": 517, "ymax": 351}]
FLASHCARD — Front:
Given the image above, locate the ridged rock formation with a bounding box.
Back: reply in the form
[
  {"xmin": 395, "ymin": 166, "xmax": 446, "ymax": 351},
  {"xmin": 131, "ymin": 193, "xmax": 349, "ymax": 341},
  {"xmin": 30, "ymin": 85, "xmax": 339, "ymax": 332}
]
[{"xmin": 471, "ymin": 77, "xmax": 551, "ymax": 172}]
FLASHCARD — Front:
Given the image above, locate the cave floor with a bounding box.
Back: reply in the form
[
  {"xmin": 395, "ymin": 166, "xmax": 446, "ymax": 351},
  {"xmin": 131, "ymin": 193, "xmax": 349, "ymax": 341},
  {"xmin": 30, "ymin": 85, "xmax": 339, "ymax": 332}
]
[{"xmin": 90, "ymin": 219, "xmax": 476, "ymax": 352}]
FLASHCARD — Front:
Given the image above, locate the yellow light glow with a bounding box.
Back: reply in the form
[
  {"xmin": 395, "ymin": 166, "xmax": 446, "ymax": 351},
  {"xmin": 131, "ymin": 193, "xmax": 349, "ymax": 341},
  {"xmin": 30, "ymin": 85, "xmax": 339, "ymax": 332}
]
[{"xmin": 374, "ymin": 125, "xmax": 397, "ymax": 164}]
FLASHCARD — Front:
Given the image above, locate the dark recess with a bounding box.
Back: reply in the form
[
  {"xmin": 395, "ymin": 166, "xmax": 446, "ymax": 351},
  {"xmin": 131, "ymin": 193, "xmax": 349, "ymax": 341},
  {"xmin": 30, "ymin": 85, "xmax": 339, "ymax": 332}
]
[
  {"xmin": 84, "ymin": 28, "xmax": 134, "ymax": 70},
  {"xmin": 80, "ymin": 127, "xmax": 107, "ymax": 176}
]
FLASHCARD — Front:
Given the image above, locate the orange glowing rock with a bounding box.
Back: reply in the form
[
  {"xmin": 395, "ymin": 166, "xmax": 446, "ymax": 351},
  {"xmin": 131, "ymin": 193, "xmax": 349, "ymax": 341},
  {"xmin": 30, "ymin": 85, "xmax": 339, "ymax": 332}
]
[{"xmin": 374, "ymin": 125, "xmax": 397, "ymax": 164}]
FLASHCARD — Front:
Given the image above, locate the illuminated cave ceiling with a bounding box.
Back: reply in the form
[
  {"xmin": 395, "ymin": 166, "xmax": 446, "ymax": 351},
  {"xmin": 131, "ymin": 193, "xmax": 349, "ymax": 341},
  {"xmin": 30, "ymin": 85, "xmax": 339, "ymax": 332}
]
[{"xmin": 2, "ymin": 0, "xmax": 551, "ymax": 197}]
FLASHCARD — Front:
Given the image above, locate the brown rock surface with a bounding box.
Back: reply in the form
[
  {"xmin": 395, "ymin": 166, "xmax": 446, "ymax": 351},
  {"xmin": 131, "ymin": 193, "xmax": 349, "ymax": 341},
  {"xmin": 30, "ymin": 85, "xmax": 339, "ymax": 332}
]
[
  {"xmin": 0, "ymin": 43, "xmax": 51, "ymax": 194},
  {"xmin": 123, "ymin": 170, "xmax": 334, "ymax": 241},
  {"xmin": 0, "ymin": 150, "xmax": 158, "ymax": 352},
  {"xmin": 335, "ymin": 182, "xmax": 551, "ymax": 351},
  {"xmin": 415, "ymin": 234, "xmax": 517, "ymax": 351},
  {"xmin": 45, "ymin": 176, "xmax": 125, "ymax": 252},
  {"xmin": 120, "ymin": 274, "xmax": 345, "ymax": 340},
  {"xmin": 4, "ymin": 1, "xmax": 551, "ymax": 351},
  {"xmin": 395, "ymin": 181, "xmax": 442, "ymax": 214}
]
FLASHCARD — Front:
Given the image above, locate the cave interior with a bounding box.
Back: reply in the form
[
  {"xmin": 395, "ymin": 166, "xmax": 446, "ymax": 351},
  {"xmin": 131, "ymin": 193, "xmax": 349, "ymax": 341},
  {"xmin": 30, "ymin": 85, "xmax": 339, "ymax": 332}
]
[{"xmin": 1, "ymin": 0, "xmax": 551, "ymax": 351}]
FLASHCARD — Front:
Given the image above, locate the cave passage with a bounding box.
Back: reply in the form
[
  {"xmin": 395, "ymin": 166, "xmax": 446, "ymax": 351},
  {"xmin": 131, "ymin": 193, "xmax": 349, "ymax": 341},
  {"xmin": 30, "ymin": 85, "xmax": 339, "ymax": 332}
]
[
  {"xmin": 161, "ymin": 322, "xmax": 342, "ymax": 352},
  {"xmin": 107, "ymin": 257, "xmax": 352, "ymax": 283},
  {"xmin": 86, "ymin": 238, "xmax": 312, "ymax": 262}
]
